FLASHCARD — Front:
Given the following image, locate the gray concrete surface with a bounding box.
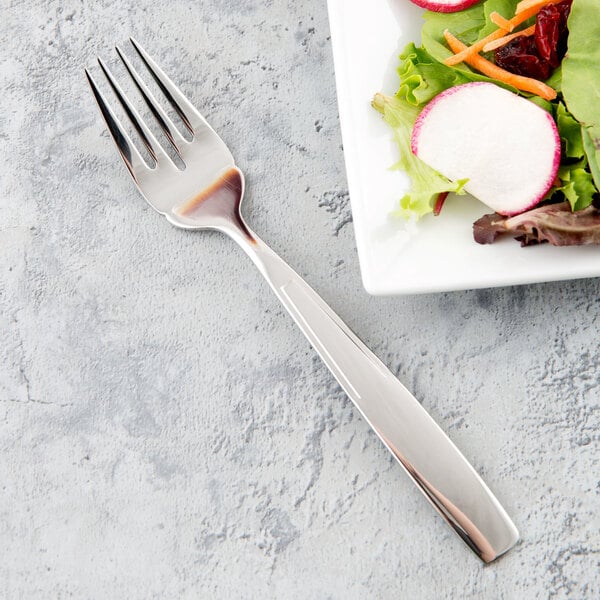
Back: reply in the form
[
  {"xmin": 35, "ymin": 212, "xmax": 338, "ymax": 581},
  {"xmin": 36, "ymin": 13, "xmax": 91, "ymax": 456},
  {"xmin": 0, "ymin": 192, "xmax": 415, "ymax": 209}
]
[{"xmin": 1, "ymin": 0, "xmax": 598, "ymax": 598}]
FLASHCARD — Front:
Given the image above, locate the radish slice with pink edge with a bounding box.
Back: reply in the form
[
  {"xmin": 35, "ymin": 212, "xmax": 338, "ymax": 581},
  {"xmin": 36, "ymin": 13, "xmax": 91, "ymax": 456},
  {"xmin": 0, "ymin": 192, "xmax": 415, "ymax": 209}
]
[
  {"xmin": 411, "ymin": 82, "xmax": 560, "ymax": 216},
  {"xmin": 407, "ymin": 0, "xmax": 483, "ymax": 13}
]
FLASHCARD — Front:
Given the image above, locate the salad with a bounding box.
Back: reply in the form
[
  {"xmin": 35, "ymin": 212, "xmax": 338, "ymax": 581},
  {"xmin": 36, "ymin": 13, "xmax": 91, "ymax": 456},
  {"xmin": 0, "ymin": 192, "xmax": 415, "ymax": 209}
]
[{"xmin": 373, "ymin": 0, "xmax": 600, "ymax": 246}]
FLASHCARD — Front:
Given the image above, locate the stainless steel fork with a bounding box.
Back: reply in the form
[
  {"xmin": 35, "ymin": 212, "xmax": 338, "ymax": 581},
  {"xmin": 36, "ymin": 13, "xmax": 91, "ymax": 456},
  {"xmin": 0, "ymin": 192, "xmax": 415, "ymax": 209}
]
[{"xmin": 86, "ymin": 39, "xmax": 519, "ymax": 563}]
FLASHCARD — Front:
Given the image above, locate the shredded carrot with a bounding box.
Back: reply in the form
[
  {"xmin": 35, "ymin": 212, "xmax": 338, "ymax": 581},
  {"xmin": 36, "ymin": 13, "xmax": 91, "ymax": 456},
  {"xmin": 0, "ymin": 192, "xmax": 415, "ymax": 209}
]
[
  {"xmin": 490, "ymin": 12, "xmax": 513, "ymax": 31},
  {"xmin": 445, "ymin": 28, "xmax": 508, "ymax": 66},
  {"xmin": 509, "ymin": 4, "xmax": 552, "ymax": 25},
  {"xmin": 483, "ymin": 25, "xmax": 536, "ymax": 53},
  {"xmin": 516, "ymin": 0, "xmax": 565, "ymax": 14},
  {"xmin": 443, "ymin": 30, "xmax": 557, "ymax": 101}
]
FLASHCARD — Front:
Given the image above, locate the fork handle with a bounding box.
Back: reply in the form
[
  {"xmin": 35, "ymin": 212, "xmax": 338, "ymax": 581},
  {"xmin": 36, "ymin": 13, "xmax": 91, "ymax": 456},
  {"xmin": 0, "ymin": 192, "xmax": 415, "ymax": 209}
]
[{"xmin": 228, "ymin": 227, "xmax": 518, "ymax": 563}]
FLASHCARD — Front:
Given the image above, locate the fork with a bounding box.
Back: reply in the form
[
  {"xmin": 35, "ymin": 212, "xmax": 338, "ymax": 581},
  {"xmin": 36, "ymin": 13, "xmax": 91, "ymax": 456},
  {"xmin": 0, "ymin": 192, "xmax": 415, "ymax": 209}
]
[{"xmin": 85, "ymin": 39, "xmax": 519, "ymax": 563}]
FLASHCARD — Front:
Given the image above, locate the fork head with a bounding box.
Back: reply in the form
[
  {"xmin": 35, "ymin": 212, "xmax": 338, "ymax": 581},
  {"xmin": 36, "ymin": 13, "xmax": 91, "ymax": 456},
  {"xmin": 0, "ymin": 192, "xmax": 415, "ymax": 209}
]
[{"xmin": 86, "ymin": 38, "xmax": 246, "ymax": 232}]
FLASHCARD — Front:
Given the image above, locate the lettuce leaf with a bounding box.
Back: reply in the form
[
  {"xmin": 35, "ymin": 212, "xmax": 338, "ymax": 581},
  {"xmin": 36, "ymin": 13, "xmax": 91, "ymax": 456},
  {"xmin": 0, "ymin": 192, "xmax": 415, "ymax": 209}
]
[
  {"xmin": 556, "ymin": 101, "xmax": 585, "ymax": 160},
  {"xmin": 397, "ymin": 43, "xmax": 483, "ymax": 107},
  {"xmin": 582, "ymin": 129, "xmax": 600, "ymax": 192},
  {"xmin": 545, "ymin": 64, "xmax": 562, "ymax": 94},
  {"xmin": 478, "ymin": 0, "xmax": 520, "ymax": 39},
  {"xmin": 562, "ymin": 0, "xmax": 600, "ymax": 190},
  {"xmin": 372, "ymin": 93, "xmax": 467, "ymax": 219},
  {"xmin": 555, "ymin": 163, "xmax": 597, "ymax": 212},
  {"xmin": 544, "ymin": 102, "xmax": 595, "ymax": 211},
  {"xmin": 421, "ymin": 4, "xmax": 485, "ymax": 64}
]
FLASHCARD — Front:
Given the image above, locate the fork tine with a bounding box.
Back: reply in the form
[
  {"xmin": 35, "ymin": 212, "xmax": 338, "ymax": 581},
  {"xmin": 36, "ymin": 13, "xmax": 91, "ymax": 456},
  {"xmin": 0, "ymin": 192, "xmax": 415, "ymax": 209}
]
[
  {"xmin": 97, "ymin": 57, "xmax": 158, "ymax": 163},
  {"xmin": 129, "ymin": 37, "xmax": 210, "ymax": 136},
  {"xmin": 115, "ymin": 45, "xmax": 186, "ymax": 152},
  {"xmin": 85, "ymin": 69, "xmax": 149, "ymax": 181},
  {"xmin": 97, "ymin": 57, "xmax": 179, "ymax": 170}
]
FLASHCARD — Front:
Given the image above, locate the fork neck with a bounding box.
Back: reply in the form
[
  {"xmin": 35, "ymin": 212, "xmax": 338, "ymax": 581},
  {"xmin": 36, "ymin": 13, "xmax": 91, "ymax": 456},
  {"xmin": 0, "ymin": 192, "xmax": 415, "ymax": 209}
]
[
  {"xmin": 171, "ymin": 166, "xmax": 280, "ymax": 273},
  {"xmin": 173, "ymin": 166, "xmax": 256, "ymax": 244},
  {"xmin": 220, "ymin": 222, "xmax": 307, "ymax": 295},
  {"xmin": 219, "ymin": 217, "xmax": 259, "ymax": 250}
]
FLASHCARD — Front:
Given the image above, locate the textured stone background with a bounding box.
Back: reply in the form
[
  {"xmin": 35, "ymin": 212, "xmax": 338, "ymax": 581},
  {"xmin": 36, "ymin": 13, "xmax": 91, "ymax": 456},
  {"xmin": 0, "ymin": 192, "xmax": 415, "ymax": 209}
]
[{"xmin": 1, "ymin": 0, "xmax": 598, "ymax": 598}]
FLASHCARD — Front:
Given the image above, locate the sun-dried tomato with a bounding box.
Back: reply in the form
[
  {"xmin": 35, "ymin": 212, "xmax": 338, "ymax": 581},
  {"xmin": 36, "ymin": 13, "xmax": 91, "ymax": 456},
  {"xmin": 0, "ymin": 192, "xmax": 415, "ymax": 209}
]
[
  {"xmin": 535, "ymin": 0, "xmax": 572, "ymax": 68},
  {"xmin": 495, "ymin": 36, "xmax": 552, "ymax": 81}
]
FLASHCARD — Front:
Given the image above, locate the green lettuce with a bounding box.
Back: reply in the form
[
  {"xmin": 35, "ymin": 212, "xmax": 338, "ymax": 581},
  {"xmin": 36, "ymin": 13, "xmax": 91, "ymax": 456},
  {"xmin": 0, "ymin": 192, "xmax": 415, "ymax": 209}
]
[
  {"xmin": 582, "ymin": 129, "xmax": 600, "ymax": 192},
  {"xmin": 555, "ymin": 163, "xmax": 597, "ymax": 212},
  {"xmin": 397, "ymin": 44, "xmax": 485, "ymax": 106},
  {"xmin": 557, "ymin": 101, "xmax": 585, "ymax": 160},
  {"xmin": 478, "ymin": 0, "xmax": 521, "ymax": 39},
  {"xmin": 561, "ymin": 0, "xmax": 600, "ymax": 191},
  {"xmin": 421, "ymin": 4, "xmax": 485, "ymax": 64},
  {"xmin": 548, "ymin": 88, "xmax": 597, "ymax": 212}
]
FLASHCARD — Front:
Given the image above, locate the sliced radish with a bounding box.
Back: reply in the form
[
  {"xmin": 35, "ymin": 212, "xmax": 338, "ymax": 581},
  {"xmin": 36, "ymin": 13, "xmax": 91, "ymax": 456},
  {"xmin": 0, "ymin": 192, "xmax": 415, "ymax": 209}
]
[
  {"xmin": 411, "ymin": 82, "xmax": 560, "ymax": 216},
  {"xmin": 407, "ymin": 0, "xmax": 482, "ymax": 13}
]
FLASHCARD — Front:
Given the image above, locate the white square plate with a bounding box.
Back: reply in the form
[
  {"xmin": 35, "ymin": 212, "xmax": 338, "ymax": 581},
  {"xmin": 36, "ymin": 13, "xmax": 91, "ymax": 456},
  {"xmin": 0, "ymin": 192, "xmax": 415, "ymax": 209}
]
[{"xmin": 327, "ymin": 0, "xmax": 600, "ymax": 295}]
